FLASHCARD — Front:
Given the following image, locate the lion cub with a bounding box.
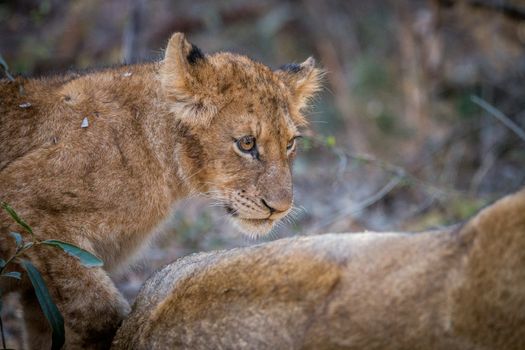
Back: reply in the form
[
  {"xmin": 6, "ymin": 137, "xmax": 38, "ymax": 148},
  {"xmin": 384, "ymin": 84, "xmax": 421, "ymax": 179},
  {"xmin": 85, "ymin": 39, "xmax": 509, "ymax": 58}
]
[{"xmin": 0, "ymin": 33, "xmax": 322, "ymax": 349}]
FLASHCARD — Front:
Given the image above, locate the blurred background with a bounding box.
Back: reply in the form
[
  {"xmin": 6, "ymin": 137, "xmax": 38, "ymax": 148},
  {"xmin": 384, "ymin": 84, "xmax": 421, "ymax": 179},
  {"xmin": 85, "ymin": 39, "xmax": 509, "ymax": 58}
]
[{"xmin": 1, "ymin": 0, "xmax": 525, "ymax": 346}]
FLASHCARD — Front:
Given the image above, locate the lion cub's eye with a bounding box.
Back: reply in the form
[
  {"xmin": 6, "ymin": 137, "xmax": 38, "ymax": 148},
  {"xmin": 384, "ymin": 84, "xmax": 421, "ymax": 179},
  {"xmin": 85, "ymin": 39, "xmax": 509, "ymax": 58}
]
[
  {"xmin": 237, "ymin": 135, "xmax": 256, "ymax": 153},
  {"xmin": 286, "ymin": 138, "xmax": 296, "ymax": 151},
  {"xmin": 287, "ymin": 136, "xmax": 301, "ymax": 152}
]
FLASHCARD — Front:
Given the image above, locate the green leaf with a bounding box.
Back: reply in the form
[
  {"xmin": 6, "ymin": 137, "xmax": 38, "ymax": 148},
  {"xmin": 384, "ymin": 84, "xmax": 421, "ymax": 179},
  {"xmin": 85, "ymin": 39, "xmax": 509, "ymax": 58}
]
[
  {"xmin": 326, "ymin": 135, "xmax": 336, "ymax": 147},
  {"xmin": 9, "ymin": 232, "xmax": 23, "ymax": 248},
  {"xmin": 2, "ymin": 272, "xmax": 21, "ymax": 280},
  {"xmin": 1, "ymin": 203, "xmax": 33, "ymax": 236},
  {"xmin": 20, "ymin": 260, "xmax": 64, "ymax": 350},
  {"xmin": 41, "ymin": 240, "xmax": 103, "ymax": 268}
]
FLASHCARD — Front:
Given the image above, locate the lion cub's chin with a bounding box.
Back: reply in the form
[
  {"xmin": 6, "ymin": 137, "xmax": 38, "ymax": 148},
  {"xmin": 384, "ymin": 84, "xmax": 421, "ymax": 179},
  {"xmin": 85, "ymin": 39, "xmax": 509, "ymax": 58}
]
[{"xmin": 231, "ymin": 217, "xmax": 275, "ymax": 238}]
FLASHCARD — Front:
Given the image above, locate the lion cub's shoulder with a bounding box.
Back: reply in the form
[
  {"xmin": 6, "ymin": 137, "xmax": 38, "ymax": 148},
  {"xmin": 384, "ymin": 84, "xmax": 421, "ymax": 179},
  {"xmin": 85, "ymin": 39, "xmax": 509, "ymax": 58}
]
[{"xmin": 0, "ymin": 63, "xmax": 159, "ymax": 171}]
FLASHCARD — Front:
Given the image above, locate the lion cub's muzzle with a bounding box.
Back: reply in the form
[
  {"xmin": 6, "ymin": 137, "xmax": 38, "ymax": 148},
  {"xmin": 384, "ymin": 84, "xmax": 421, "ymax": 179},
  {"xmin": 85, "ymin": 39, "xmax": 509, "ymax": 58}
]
[
  {"xmin": 223, "ymin": 189, "xmax": 292, "ymax": 236},
  {"xmin": 227, "ymin": 190, "xmax": 291, "ymax": 219}
]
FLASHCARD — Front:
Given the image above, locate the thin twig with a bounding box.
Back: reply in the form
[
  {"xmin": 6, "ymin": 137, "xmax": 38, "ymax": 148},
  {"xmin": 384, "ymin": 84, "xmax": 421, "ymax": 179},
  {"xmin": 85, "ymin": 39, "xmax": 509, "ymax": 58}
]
[
  {"xmin": 0, "ymin": 315, "xmax": 6, "ymax": 350},
  {"xmin": 471, "ymin": 95, "xmax": 525, "ymax": 144},
  {"xmin": 0, "ymin": 54, "xmax": 14, "ymax": 82},
  {"xmin": 309, "ymin": 136, "xmax": 467, "ymax": 198},
  {"xmin": 309, "ymin": 176, "xmax": 403, "ymax": 233}
]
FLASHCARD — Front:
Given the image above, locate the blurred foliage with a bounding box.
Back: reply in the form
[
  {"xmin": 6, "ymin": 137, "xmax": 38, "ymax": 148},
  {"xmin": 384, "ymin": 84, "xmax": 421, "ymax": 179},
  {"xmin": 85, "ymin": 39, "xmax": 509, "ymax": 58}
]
[
  {"xmin": 353, "ymin": 56, "xmax": 392, "ymax": 97},
  {"xmin": 170, "ymin": 211, "xmax": 223, "ymax": 252}
]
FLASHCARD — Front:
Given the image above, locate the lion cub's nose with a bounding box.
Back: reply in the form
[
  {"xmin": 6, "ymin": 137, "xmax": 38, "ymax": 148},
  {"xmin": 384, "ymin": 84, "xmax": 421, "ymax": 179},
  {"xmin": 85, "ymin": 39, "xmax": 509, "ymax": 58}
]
[{"xmin": 261, "ymin": 197, "xmax": 291, "ymax": 214}]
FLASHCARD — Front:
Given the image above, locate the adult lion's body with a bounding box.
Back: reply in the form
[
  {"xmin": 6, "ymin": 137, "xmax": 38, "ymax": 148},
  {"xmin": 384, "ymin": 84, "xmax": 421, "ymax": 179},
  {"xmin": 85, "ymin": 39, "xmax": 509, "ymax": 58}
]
[
  {"xmin": 113, "ymin": 188, "xmax": 525, "ymax": 350},
  {"xmin": 0, "ymin": 33, "xmax": 321, "ymax": 349}
]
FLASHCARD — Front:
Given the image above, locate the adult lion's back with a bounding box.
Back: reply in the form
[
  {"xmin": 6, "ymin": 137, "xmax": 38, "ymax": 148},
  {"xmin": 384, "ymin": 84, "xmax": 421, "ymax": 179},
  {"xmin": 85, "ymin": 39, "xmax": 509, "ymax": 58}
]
[
  {"xmin": 113, "ymin": 188, "xmax": 525, "ymax": 350},
  {"xmin": 113, "ymin": 231, "xmax": 460, "ymax": 349}
]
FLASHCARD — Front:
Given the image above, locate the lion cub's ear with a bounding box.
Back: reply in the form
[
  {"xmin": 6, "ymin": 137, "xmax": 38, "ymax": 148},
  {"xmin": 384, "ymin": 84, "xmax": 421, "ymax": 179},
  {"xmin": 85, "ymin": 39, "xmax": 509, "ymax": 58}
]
[
  {"xmin": 160, "ymin": 32, "xmax": 216, "ymax": 127},
  {"xmin": 276, "ymin": 57, "xmax": 323, "ymax": 113}
]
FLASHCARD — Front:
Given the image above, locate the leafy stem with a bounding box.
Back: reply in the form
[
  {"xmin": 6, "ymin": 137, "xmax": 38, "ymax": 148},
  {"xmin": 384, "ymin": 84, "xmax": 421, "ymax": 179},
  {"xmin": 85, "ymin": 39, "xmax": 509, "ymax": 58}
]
[{"xmin": 0, "ymin": 243, "xmax": 32, "ymax": 275}]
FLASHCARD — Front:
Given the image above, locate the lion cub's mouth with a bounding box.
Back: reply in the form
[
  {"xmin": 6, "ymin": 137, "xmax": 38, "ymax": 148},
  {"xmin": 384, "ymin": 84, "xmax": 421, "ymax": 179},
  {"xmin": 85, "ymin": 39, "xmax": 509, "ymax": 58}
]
[{"xmin": 224, "ymin": 206, "xmax": 275, "ymax": 237}]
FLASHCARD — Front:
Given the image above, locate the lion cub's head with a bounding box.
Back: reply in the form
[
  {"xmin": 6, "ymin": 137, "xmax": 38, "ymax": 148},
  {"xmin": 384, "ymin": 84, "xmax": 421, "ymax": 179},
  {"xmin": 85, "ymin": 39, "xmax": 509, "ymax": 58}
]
[{"xmin": 159, "ymin": 33, "xmax": 322, "ymax": 237}]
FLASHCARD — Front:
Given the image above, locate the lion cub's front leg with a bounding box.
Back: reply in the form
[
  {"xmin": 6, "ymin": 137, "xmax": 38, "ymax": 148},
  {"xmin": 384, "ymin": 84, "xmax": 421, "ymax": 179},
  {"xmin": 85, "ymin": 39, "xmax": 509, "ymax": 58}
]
[
  {"xmin": 21, "ymin": 290, "xmax": 52, "ymax": 350},
  {"xmin": 20, "ymin": 236, "xmax": 130, "ymax": 349},
  {"xmin": 24, "ymin": 249, "xmax": 130, "ymax": 349}
]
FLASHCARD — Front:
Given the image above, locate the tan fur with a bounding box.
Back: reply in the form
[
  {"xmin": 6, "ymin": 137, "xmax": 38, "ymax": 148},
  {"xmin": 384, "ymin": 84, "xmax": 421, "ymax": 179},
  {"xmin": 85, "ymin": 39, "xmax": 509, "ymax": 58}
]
[
  {"xmin": 0, "ymin": 33, "xmax": 322, "ymax": 349},
  {"xmin": 112, "ymin": 188, "xmax": 525, "ymax": 350}
]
